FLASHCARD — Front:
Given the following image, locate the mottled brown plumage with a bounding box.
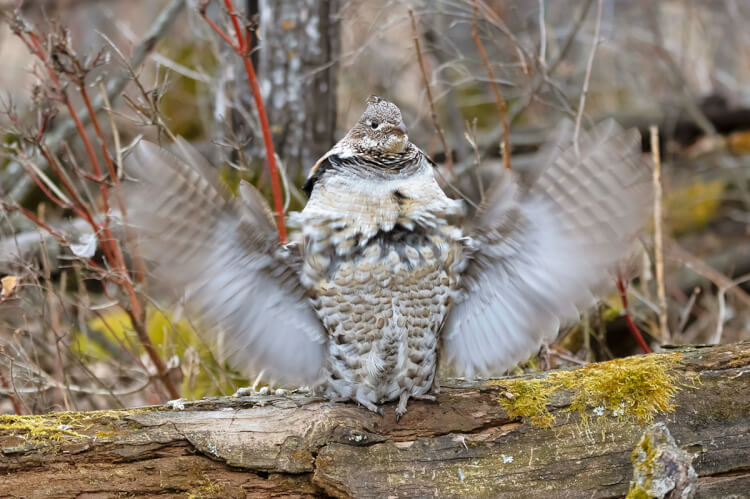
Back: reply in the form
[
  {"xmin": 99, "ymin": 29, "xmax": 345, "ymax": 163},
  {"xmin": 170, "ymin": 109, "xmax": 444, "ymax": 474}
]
[
  {"xmin": 124, "ymin": 96, "xmax": 652, "ymax": 420},
  {"xmin": 293, "ymin": 98, "xmax": 465, "ymax": 414}
]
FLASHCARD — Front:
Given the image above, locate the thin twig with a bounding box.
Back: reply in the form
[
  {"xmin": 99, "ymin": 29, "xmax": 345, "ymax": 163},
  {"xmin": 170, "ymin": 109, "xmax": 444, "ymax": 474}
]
[
  {"xmin": 101, "ymin": 82, "xmax": 146, "ymax": 283},
  {"xmin": 712, "ymin": 273, "xmax": 750, "ymax": 345},
  {"xmin": 573, "ymin": 0, "xmax": 603, "ymax": 156},
  {"xmin": 676, "ymin": 287, "xmax": 700, "ymax": 336},
  {"xmin": 538, "ymin": 0, "xmax": 547, "ymax": 67},
  {"xmin": 669, "ymin": 242, "xmax": 750, "ymax": 309},
  {"xmin": 582, "ymin": 310, "xmax": 592, "ymax": 362},
  {"xmin": 12, "ymin": 18, "xmax": 180, "ymax": 401},
  {"xmin": 0, "ymin": 370, "xmax": 24, "ymax": 415},
  {"xmin": 1, "ymin": 202, "xmax": 69, "ymax": 248},
  {"xmin": 13, "ymin": 146, "xmax": 71, "ymax": 206},
  {"xmin": 454, "ymin": 0, "xmax": 594, "ymax": 176},
  {"xmin": 98, "ymin": 82, "xmax": 123, "ymax": 182},
  {"xmin": 0, "ymin": 356, "xmax": 150, "ymax": 398},
  {"xmin": 201, "ymin": 0, "xmax": 288, "ymax": 243},
  {"xmin": 472, "ymin": 0, "xmax": 531, "ymax": 71},
  {"xmin": 6, "ymin": 0, "xmax": 186, "ymax": 205},
  {"xmin": 650, "ymin": 125, "xmax": 670, "ymax": 343},
  {"xmin": 15, "ymin": 152, "xmax": 72, "ymax": 211},
  {"xmin": 408, "ymin": 9, "xmax": 454, "ymax": 180},
  {"xmin": 36, "ymin": 143, "xmax": 96, "ymax": 225},
  {"xmin": 549, "ymin": 347, "xmax": 588, "ymax": 366},
  {"xmin": 463, "ymin": 119, "xmax": 485, "ymax": 204},
  {"xmin": 471, "ymin": 0, "xmax": 511, "ymax": 170}
]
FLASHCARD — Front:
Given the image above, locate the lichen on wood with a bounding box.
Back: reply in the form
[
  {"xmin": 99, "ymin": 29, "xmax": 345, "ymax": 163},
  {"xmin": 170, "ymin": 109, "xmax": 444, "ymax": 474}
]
[
  {"xmin": 0, "ymin": 408, "xmax": 155, "ymax": 444},
  {"xmin": 627, "ymin": 422, "xmax": 698, "ymax": 498}
]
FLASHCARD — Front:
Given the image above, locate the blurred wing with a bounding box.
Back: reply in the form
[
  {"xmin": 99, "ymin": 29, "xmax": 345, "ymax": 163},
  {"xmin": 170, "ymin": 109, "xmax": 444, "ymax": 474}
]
[
  {"xmin": 442, "ymin": 120, "xmax": 652, "ymax": 376},
  {"xmin": 124, "ymin": 139, "xmax": 327, "ymax": 385}
]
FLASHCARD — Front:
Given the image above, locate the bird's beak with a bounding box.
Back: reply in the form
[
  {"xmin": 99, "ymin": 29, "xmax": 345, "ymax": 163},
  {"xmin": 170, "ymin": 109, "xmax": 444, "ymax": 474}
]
[{"xmin": 395, "ymin": 121, "xmax": 407, "ymax": 135}]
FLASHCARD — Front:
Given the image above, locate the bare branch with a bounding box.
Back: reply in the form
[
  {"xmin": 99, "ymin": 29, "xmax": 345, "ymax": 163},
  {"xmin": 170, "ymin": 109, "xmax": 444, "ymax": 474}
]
[
  {"xmin": 471, "ymin": 0, "xmax": 511, "ymax": 170},
  {"xmin": 5, "ymin": 0, "xmax": 187, "ymax": 205},
  {"xmin": 573, "ymin": 0, "xmax": 602, "ymax": 156},
  {"xmin": 201, "ymin": 0, "xmax": 288, "ymax": 244},
  {"xmin": 650, "ymin": 125, "xmax": 670, "ymax": 343},
  {"xmin": 408, "ymin": 9, "xmax": 454, "ymax": 179}
]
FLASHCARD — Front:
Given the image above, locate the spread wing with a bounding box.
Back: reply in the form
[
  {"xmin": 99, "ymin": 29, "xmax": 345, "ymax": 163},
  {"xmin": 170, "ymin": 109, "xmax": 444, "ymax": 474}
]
[
  {"xmin": 442, "ymin": 120, "xmax": 652, "ymax": 376},
  {"xmin": 124, "ymin": 139, "xmax": 327, "ymax": 385}
]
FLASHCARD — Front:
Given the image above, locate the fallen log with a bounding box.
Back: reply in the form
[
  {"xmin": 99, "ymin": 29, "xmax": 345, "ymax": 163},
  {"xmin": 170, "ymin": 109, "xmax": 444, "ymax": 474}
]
[{"xmin": 2, "ymin": 342, "xmax": 749, "ymax": 498}]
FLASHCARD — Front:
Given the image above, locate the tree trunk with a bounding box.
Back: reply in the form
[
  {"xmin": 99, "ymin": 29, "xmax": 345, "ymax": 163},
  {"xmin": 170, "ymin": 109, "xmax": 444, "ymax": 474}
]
[
  {"xmin": 256, "ymin": 0, "xmax": 339, "ymax": 179},
  {"xmin": 2, "ymin": 342, "xmax": 749, "ymax": 498}
]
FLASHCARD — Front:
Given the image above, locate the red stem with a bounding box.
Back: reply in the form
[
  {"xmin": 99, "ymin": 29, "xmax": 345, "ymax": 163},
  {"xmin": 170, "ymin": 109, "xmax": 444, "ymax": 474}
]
[
  {"xmin": 77, "ymin": 82, "xmax": 120, "ymax": 188},
  {"xmin": 202, "ymin": 14, "xmax": 239, "ymax": 49},
  {"xmin": 225, "ymin": 0, "xmax": 245, "ymax": 51},
  {"xmin": 21, "ymin": 166, "xmax": 71, "ymax": 211},
  {"xmin": 0, "ymin": 371, "xmax": 24, "ymax": 415},
  {"xmin": 203, "ymin": 0, "xmax": 288, "ymax": 244},
  {"xmin": 616, "ymin": 277, "xmax": 651, "ymax": 354},
  {"xmin": 16, "ymin": 26, "xmax": 180, "ymax": 400},
  {"xmin": 471, "ymin": 0, "xmax": 512, "ymax": 171},
  {"xmin": 240, "ymin": 51, "xmax": 288, "ymax": 243},
  {"xmin": 37, "ymin": 144, "xmax": 99, "ymax": 229}
]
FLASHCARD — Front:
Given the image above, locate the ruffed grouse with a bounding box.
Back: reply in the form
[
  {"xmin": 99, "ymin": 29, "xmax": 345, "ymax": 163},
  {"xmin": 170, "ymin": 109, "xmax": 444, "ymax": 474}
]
[{"xmin": 125, "ymin": 96, "xmax": 652, "ymax": 419}]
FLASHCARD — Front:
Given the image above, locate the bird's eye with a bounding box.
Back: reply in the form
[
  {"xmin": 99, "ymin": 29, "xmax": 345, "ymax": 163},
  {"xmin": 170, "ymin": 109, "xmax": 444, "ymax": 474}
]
[{"xmin": 370, "ymin": 121, "xmax": 379, "ymax": 129}]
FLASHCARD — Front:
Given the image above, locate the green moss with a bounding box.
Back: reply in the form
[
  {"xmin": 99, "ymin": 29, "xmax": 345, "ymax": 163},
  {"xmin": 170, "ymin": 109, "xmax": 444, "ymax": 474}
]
[
  {"xmin": 0, "ymin": 408, "xmax": 153, "ymax": 443},
  {"xmin": 493, "ymin": 353, "xmax": 685, "ymax": 428},
  {"xmin": 496, "ymin": 377, "xmax": 556, "ymax": 427},
  {"xmin": 0, "ymin": 414, "xmax": 86, "ymax": 441}
]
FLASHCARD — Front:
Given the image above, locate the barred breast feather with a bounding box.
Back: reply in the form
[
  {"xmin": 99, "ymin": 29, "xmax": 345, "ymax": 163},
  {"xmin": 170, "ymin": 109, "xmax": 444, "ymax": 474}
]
[{"xmin": 291, "ymin": 150, "xmax": 465, "ymax": 411}]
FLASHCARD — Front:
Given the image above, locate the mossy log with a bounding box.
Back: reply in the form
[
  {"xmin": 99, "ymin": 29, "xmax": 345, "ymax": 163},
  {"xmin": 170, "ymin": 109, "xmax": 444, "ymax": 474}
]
[{"xmin": 2, "ymin": 342, "xmax": 750, "ymax": 498}]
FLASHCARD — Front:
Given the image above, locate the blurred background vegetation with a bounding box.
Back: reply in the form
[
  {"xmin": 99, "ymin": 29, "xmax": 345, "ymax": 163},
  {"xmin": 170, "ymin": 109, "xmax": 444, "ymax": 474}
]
[{"xmin": 1, "ymin": 0, "xmax": 749, "ymax": 414}]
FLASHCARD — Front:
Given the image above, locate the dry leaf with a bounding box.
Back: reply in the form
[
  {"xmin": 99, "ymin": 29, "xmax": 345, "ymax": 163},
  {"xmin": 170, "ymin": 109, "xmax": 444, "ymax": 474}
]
[{"xmin": 1, "ymin": 275, "xmax": 18, "ymax": 298}]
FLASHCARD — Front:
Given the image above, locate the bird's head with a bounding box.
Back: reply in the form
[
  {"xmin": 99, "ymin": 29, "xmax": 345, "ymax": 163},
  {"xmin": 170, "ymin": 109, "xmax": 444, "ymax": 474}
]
[
  {"xmin": 345, "ymin": 95, "xmax": 409, "ymax": 155},
  {"xmin": 302, "ymin": 96, "xmax": 419, "ymax": 197}
]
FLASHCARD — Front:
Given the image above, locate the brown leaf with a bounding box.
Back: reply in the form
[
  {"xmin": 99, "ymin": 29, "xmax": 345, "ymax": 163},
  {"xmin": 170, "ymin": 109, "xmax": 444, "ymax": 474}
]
[{"xmin": 1, "ymin": 275, "xmax": 18, "ymax": 298}]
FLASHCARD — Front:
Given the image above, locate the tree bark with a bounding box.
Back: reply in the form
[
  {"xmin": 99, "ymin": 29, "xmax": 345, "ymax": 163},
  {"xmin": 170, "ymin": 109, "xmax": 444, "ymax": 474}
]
[
  {"xmin": 2, "ymin": 342, "xmax": 749, "ymax": 498},
  {"xmin": 256, "ymin": 0, "xmax": 339, "ymax": 178}
]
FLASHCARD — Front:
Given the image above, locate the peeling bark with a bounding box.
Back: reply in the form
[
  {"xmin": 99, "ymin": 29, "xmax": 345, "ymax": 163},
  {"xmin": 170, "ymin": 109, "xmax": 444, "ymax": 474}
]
[{"xmin": 2, "ymin": 342, "xmax": 750, "ymax": 498}]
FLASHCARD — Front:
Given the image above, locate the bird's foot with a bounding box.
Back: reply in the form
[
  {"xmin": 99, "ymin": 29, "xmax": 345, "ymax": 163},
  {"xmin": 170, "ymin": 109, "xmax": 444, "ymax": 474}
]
[
  {"xmin": 321, "ymin": 396, "xmax": 350, "ymax": 408},
  {"xmin": 395, "ymin": 392, "xmax": 439, "ymax": 422},
  {"xmin": 395, "ymin": 392, "xmax": 410, "ymax": 422},
  {"xmin": 356, "ymin": 397, "xmax": 384, "ymax": 416},
  {"xmin": 413, "ymin": 393, "xmax": 437, "ymax": 402}
]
